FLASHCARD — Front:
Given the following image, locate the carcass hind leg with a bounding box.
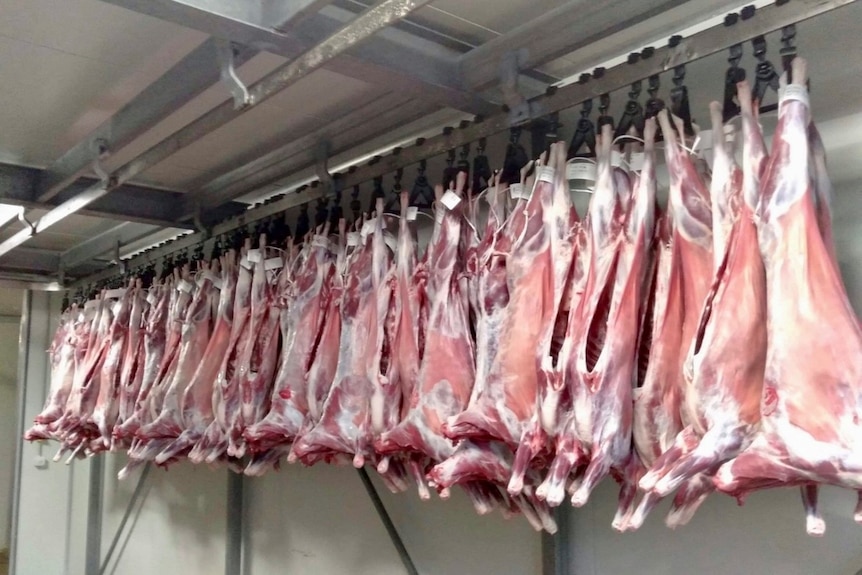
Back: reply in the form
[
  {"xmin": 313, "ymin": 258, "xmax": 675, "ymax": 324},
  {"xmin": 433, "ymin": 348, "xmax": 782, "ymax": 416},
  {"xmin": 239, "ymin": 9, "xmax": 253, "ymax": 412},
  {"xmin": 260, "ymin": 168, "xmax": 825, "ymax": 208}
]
[
  {"xmin": 624, "ymin": 490, "xmax": 664, "ymax": 532},
  {"xmin": 639, "ymin": 426, "xmax": 699, "ymax": 492},
  {"xmin": 801, "ymin": 484, "xmax": 825, "ymax": 536},
  {"xmin": 571, "ymin": 451, "xmax": 611, "ymax": 507},
  {"xmin": 508, "ymin": 420, "xmax": 547, "ymax": 496},
  {"xmin": 536, "ymin": 433, "xmax": 583, "ymax": 507},
  {"xmin": 612, "ymin": 457, "xmax": 642, "ymax": 532},
  {"xmin": 652, "ymin": 425, "xmax": 745, "ymax": 497},
  {"xmin": 666, "ymin": 474, "xmax": 714, "ymax": 528}
]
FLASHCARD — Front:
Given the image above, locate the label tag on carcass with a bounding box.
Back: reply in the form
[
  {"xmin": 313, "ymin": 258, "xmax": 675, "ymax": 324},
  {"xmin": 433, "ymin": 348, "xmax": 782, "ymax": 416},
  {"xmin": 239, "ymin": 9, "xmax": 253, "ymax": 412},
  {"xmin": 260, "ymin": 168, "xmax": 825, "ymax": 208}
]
[
  {"xmin": 347, "ymin": 232, "xmax": 360, "ymax": 247},
  {"xmin": 177, "ymin": 279, "xmax": 193, "ymax": 293},
  {"xmin": 197, "ymin": 270, "xmax": 221, "ymax": 289},
  {"xmin": 406, "ymin": 206, "xmax": 418, "ymax": 221},
  {"xmin": 383, "ymin": 232, "xmax": 397, "ymax": 253},
  {"xmin": 723, "ymin": 123, "xmax": 736, "ymax": 143},
  {"xmin": 84, "ymin": 299, "xmax": 99, "ymax": 310},
  {"xmin": 536, "ymin": 165, "xmax": 555, "ymax": 183},
  {"xmin": 246, "ymin": 249, "xmax": 261, "ymax": 263},
  {"xmin": 360, "ymin": 217, "xmax": 376, "ymax": 238},
  {"xmin": 610, "ymin": 150, "xmax": 623, "ymax": 168},
  {"xmin": 264, "ymin": 257, "xmax": 283, "ymax": 271},
  {"xmin": 440, "ymin": 190, "xmax": 461, "ymax": 210},
  {"xmin": 509, "ymin": 183, "xmax": 524, "ymax": 200},
  {"xmin": 628, "ymin": 152, "xmax": 645, "ymax": 172},
  {"xmin": 311, "ymin": 235, "xmax": 329, "ymax": 249},
  {"xmin": 104, "ymin": 288, "xmax": 126, "ymax": 300},
  {"xmin": 146, "ymin": 291, "xmax": 158, "ymax": 306},
  {"xmin": 239, "ymin": 255, "xmax": 251, "ymax": 270},
  {"xmin": 567, "ymin": 161, "xmax": 596, "ymax": 181},
  {"xmin": 780, "ymin": 84, "xmax": 809, "ymax": 108},
  {"xmin": 111, "ymin": 301, "xmax": 123, "ymax": 316}
]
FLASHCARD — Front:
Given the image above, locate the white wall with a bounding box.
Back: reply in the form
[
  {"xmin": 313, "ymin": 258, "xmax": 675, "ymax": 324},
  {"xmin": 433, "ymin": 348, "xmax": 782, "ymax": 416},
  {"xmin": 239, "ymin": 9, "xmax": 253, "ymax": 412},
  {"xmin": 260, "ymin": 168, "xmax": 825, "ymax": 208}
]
[
  {"xmin": 570, "ymin": 482, "xmax": 862, "ymax": 575},
  {"xmin": 246, "ymin": 465, "xmax": 541, "ymax": 575},
  {"xmin": 0, "ymin": 318, "xmax": 19, "ymax": 550}
]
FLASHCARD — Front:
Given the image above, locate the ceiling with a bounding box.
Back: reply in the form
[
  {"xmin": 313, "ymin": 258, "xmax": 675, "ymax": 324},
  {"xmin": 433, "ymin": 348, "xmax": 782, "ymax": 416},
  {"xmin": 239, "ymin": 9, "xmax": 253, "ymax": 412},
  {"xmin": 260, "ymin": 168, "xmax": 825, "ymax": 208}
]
[{"xmin": 0, "ymin": 0, "xmax": 860, "ymax": 284}]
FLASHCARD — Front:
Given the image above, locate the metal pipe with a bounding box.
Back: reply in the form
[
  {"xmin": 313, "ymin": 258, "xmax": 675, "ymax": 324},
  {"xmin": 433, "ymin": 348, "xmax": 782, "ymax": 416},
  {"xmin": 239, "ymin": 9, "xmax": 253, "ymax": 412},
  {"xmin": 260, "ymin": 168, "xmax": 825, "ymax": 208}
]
[
  {"xmin": 542, "ymin": 506, "xmax": 570, "ymax": 575},
  {"xmin": 99, "ymin": 463, "xmax": 152, "ymax": 575},
  {"xmin": 85, "ymin": 456, "xmax": 105, "ymax": 575},
  {"xmin": 8, "ymin": 289, "xmax": 32, "ymax": 575},
  {"xmin": 70, "ymin": 0, "xmax": 855, "ymax": 289},
  {"xmin": 356, "ymin": 468, "xmax": 418, "ymax": 575},
  {"xmin": 0, "ymin": 0, "xmax": 435, "ymax": 261},
  {"xmin": 225, "ymin": 472, "xmax": 245, "ymax": 575}
]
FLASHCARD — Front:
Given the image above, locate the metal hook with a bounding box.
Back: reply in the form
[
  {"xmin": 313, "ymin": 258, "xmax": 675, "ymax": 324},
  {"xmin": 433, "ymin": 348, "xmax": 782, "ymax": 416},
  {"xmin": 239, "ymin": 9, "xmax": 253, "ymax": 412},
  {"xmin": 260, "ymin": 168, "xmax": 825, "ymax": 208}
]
[{"xmin": 216, "ymin": 39, "xmax": 251, "ymax": 109}]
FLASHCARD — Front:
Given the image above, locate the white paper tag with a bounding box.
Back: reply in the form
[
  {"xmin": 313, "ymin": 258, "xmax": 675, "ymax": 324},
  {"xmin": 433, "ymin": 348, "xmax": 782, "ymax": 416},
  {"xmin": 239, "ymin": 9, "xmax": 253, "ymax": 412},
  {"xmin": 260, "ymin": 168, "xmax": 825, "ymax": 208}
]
[
  {"xmin": 629, "ymin": 152, "xmax": 645, "ymax": 172},
  {"xmin": 536, "ymin": 165, "xmax": 555, "ymax": 183},
  {"xmin": 780, "ymin": 84, "xmax": 809, "ymax": 108},
  {"xmin": 146, "ymin": 292, "xmax": 158, "ymax": 306},
  {"xmin": 265, "ymin": 257, "xmax": 284, "ymax": 271},
  {"xmin": 311, "ymin": 235, "xmax": 329, "ymax": 249},
  {"xmin": 84, "ymin": 299, "xmax": 99, "ymax": 310},
  {"xmin": 177, "ymin": 279, "xmax": 193, "ymax": 293},
  {"xmin": 239, "ymin": 255, "xmax": 251, "ymax": 270},
  {"xmin": 246, "ymin": 249, "xmax": 261, "ymax": 263},
  {"xmin": 406, "ymin": 206, "xmax": 418, "ymax": 221},
  {"xmin": 509, "ymin": 183, "xmax": 524, "ymax": 200},
  {"xmin": 360, "ymin": 218, "xmax": 376, "ymax": 238},
  {"xmin": 104, "ymin": 288, "xmax": 126, "ymax": 300},
  {"xmin": 567, "ymin": 162, "xmax": 597, "ymax": 181},
  {"xmin": 347, "ymin": 232, "xmax": 360, "ymax": 247},
  {"xmin": 440, "ymin": 190, "xmax": 461, "ymax": 210},
  {"xmin": 111, "ymin": 301, "xmax": 123, "ymax": 316},
  {"xmin": 610, "ymin": 151, "xmax": 623, "ymax": 168},
  {"xmin": 383, "ymin": 232, "xmax": 397, "ymax": 253}
]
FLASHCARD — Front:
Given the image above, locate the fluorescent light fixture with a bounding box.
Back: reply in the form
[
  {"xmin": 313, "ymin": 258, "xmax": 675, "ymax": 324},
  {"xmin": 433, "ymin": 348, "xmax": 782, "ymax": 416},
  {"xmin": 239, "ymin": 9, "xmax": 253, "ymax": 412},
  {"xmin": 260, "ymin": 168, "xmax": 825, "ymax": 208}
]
[{"xmin": 0, "ymin": 203, "xmax": 23, "ymax": 229}]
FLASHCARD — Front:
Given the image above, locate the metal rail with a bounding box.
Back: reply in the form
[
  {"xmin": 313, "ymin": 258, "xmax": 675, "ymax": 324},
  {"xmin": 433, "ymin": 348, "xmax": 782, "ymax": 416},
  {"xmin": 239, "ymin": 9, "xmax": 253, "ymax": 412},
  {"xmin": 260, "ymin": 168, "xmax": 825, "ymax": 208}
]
[
  {"xmin": 225, "ymin": 472, "xmax": 245, "ymax": 575},
  {"xmin": 0, "ymin": 0, "xmax": 436, "ymax": 261},
  {"xmin": 357, "ymin": 468, "xmax": 419, "ymax": 575},
  {"xmin": 70, "ymin": 0, "xmax": 856, "ymax": 288}
]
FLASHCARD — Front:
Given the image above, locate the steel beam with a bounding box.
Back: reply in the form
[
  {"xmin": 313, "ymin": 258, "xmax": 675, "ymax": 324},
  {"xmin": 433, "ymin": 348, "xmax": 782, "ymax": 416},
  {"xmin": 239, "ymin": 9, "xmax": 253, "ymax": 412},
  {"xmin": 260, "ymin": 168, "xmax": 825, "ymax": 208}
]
[
  {"xmin": 0, "ymin": 163, "xmax": 242, "ymax": 228},
  {"xmin": 100, "ymin": 0, "xmax": 496, "ymax": 116},
  {"xmin": 85, "ymin": 456, "xmax": 105, "ymax": 575},
  {"xmin": 35, "ymin": 38, "xmax": 258, "ymax": 203},
  {"xmin": 70, "ymin": 0, "xmax": 854, "ymax": 288},
  {"xmin": 0, "ymin": 0, "xmax": 436, "ymax": 260},
  {"xmin": 542, "ymin": 506, "xmax": 570, "ymax": 575},
  {"xmin": 225, "ymin": 472, "xmax": 244, "ymax": 575},
  {"xmin": 459, "ymin": 0, "xmax": 743, "ymax": 92},
  {"xmin": 60, "ymin": 222, "xmax": 165, "ymax": 270}
]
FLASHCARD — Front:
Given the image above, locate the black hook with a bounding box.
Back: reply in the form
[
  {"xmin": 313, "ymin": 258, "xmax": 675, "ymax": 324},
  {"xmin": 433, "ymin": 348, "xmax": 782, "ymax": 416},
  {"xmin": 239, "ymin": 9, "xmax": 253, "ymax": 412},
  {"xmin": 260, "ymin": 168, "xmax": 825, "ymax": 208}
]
[
  {"xmin": 752, "ymin": 35, "xmax": 780, "ymax": 112},
  {"xmin": 780, "ymin": 24, "xmax": 797, "ymax": 81},
  {"xmin": 350, "ymin": 184, "xmax": 362, "ymax": 223},
  {"xmin": 368, "ymin": 175, "xmax": 386, "ymax": 213},
  {"xmin": 410, "ymin": 159, "xmax": 435, "ymax": 209},
  {"xmin": 296, "ymin": 203, "xmax": 310, "ymax": 239},
  {"xmin": 315, "ymin": 196, "xmax": 329, "ymax": 228},
  {"xmin": 723, "ymin": 43, "xmax": 746, "ymax": 122},
  {"xmin": 442, "ymin": 147, "xmax": 458, "ymax": 190},
  {"xmin": 670, "ymin": 64, "xmax": 693, "ymax": 136},
  {"xmin": 597, "ymin": 93, "xmax": 613, "ymax": 129},
  {"xmin": 500, "ymin": 127, "xmax": 529, "ymax": 185},
  {"xmin": 384, "ymin": 168, "xmax": 404, "ymax": 213},
  {"xmin": 472, "ymin": 137, "xmax": 492, "ymax": 195},
  {"xmin": 329, "ymin": 186, "xmax": 343, "ymax": 231},
  {"xmin": 567, "ymin": 99, "xmax": 596, "ymax": 159},
  {"xmin": 614, "ymin": 81, "xmax": 645, "ymax": 140}
]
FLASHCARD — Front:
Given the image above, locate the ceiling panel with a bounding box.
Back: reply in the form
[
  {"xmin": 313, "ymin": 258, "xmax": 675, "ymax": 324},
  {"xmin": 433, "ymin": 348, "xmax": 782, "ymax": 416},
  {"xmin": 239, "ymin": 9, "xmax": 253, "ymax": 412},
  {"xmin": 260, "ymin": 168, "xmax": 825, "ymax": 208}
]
[
  {"xmin": 0, "ymin": 0, "xmax": 206, "ymax": 166},
  {"xmin": 422, "ymin": 0, "xmax": 570, "ymax": 36}
]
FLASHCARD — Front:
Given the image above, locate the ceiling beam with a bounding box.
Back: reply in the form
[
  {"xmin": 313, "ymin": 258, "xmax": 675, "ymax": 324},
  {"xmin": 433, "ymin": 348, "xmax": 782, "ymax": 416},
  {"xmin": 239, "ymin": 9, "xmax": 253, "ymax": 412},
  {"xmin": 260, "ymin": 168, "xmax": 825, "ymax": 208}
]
[
  {"xmin": 459, "ymin": 0, "xmax": 744, "ymax": 92},
  {"xmin": 181, "ymin": 93, "xmax": 442, "ymax": 216},
  {"xmin": 0, "ymin": 0, "xmax": 436, "ymax": 261},
  {"xmin": 100, "ymin": 0, "xmax": 497, "ymax": 116},
  {"xmin": 0, "ymin": 163, "xmax": 242, "ymax": 228},
  {"xmin": 35, "ymin": 37, "xmax": 258, "ymax": 203},
  {"xmin": 60, "ymin": 222, "xmax": 166, "ymax": 270}
]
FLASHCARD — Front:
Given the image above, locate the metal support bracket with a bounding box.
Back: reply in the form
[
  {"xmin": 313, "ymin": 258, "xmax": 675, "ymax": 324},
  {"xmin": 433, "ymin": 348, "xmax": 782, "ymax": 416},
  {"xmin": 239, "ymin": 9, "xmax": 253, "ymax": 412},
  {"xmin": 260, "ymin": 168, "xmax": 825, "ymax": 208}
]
[
  {"xmin": 356, "ymin": 468, "xmax": 418, "ymax": 575},
  {"xmin": 500, "ymin": 49, "xmax": 543, "ymax": 126},
  {"xmin": 17, "ymin": 208, "xmax": 35, "ymax": 236},
  {"xmin": 216, "ymin": 39, "xmax": 251, "ymax": 110},
  {"xmin": 315, "ymin": 141, "xmax": 335, "ymax": 195}
]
